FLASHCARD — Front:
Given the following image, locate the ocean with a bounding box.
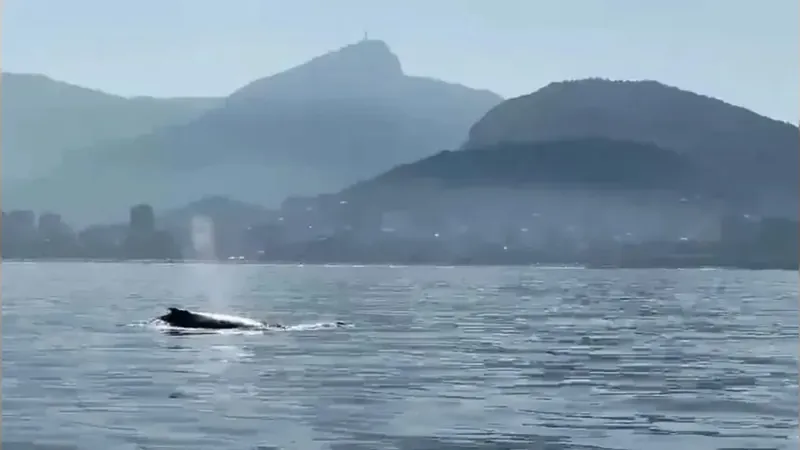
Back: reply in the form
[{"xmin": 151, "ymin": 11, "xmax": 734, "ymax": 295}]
[{"xmin": 2, "ymin": 262, "xmax": 797, "ymax": 449}]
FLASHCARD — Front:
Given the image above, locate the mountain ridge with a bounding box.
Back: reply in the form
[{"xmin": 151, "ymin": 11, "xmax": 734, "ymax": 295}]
[
  {"xmin": 5, "ymin": 40, "xmax": 503, "ymax": 224},
  {"xmin": 2, "ymin": 72, "xmax": 220, "ymax": 103},
  {"xmin": 462, "ymin": 78, "xmax": 798, "ymax": 216},
  {"xmin": 1, "ymin": 72, "xmax": 221, "ymax": 181},
  {"xmin": 338, "ymin": 137, "xmax": 701, "ymax": 205}
]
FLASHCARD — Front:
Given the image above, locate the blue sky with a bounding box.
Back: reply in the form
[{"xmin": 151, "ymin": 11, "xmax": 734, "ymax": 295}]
[{"xmin": 3, "ymin": 0, "xmax": 797, "ymax": 122}]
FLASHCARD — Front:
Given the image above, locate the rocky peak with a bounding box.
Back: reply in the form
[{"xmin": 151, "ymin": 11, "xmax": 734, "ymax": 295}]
[{"xmin": 229, "ymin": 39, "xmax": 404, "ymax": 103}]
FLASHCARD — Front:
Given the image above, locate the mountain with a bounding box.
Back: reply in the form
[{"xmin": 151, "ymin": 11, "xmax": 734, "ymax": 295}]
[
  {"xmin": 159, "ymin": 196, "xmax": 274, "ymax": 229},
  {"xmin": 462, "ymin": 78, "xmax": 799, "ymax": 216},
  {"xmin": 340, "ymin": 138, "xmax": 698, "ymax": 205},
  {"xmin": 1, "ymin": 73, "xmax": 220, "ymax": 181},
  {"xmin": 7, "ymin": 40, "xmax": 503, "ymax": 224},
  {"xmin": 270, "ymin": 138, "xmax": 725, "ymax": 246},
  {"xmin": 157, "ymin": 196, "xmax": 277, "ymax": 258}
]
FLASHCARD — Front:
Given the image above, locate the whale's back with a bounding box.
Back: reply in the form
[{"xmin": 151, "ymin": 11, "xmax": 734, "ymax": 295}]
[
  {"xmin": 191, "ymin": 311, "xmax": 264, "ymax": 328},
  {"xmin": 158, "ymin": 307, "xmax": 266, "ymax": 330}
]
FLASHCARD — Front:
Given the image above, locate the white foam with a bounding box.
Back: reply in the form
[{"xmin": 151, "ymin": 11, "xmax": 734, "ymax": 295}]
[
  {"xmin": 134, "ymin": 313, "xmax": 350, "ymax": 334},
  {"xmin": 285, "ymin": 321, "xmax": 352, "ymax": 331},
  {"xmin": 148, "ymin": 320, "xmax": 265, "ymax": 336},
  {"xmin": 191, "ymin": 311, "xmax": 265, "ymax": 328}
]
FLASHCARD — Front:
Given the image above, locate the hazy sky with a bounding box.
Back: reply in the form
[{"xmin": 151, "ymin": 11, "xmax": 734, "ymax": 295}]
[{"xmin": 3, "ymin": 0, "xmax": 798, "ymax": 122}]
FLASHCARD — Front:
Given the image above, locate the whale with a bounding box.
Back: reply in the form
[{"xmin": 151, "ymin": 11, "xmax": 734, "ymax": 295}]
[
  {"xmin": 156, "ymin": 307, "xmax": 278, "ymax": 330},
  {"xmin": 155, "ymin": 307, "xmax": 346, "ymax": 330}
]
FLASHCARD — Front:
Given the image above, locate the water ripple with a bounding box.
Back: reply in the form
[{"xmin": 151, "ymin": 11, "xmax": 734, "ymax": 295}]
[{"xmin": 2, "ymin": 262, "xmax": 797, "ymax": 450}]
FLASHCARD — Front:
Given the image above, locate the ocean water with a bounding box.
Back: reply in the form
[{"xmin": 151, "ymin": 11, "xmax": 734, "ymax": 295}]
[{"xmin": 2, "ymin": 261, "xmax": 797, "ymax": 450}]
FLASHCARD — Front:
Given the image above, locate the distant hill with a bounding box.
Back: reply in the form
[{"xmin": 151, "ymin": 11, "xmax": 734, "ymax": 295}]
[
  {"xmin": 1, "ymin": 73, "xmax": 220, "ymax": 181},
  {"xmin": 7, "ymin": 40, "xmax": 502, "ymax": 224},
  {"xmin": 159, "ymin": 195, "xmax": 274, "ymax": 229},
  {"xmin": 463, "ymin": 78, "xmax": 799, "ymax": 216},
  {"xmin": 340, "ymin": 138, "xmax": 699, "ymax": 206},
  {"xmin": 157, "ymin": 196, "xmax": 277, "ymax": 258},
  {"xmin": 276, "ymin": 138, "xmax": 726, "ymax": 246}
]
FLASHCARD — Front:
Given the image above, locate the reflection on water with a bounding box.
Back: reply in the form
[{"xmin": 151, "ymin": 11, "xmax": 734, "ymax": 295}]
[{"xmin": 2, "ymin": 262, "xmax": 797, "ymax": 450}]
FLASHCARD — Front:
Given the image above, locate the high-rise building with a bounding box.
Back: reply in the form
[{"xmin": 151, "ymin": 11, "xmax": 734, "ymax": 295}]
[{"xmin": 129, "ymin": 204, "xmax": 155, "ymax": 235}]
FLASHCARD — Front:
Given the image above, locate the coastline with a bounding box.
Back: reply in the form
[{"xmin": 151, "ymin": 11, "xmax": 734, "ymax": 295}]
[{"xmin": 2, "ymin": 257, "xmax": 795, "ymax": 271}]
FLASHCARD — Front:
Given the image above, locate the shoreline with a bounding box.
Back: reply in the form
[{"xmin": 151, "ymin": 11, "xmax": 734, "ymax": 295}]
[{"xmin": 1, "ymin": 257, "xmax": 795, "ymax": 271}]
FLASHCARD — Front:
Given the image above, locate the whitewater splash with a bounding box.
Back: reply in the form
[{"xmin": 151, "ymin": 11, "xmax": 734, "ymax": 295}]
[
  {"xmin": 134, "ymin": 308, "xmax": 351, "ymax": 335},
  {"xmin": 141, "ymin": 320, "xmax": 350, "ymax": 335}
]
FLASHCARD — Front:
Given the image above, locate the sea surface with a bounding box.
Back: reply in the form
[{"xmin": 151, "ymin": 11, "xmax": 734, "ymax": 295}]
[{"xmin": 2, "ymin": 261, "xmax": 797, "ymax": 450}]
